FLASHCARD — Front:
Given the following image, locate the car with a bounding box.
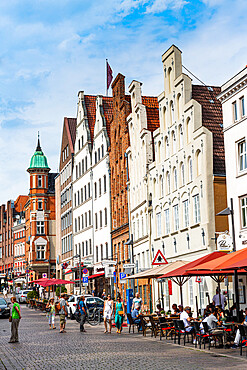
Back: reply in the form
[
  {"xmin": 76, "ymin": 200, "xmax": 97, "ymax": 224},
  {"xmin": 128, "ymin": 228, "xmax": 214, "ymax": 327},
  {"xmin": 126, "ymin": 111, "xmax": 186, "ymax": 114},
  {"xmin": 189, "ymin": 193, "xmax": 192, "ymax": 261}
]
[
  {"xmin": 16, "ymin": 290, "xmax": 33, "ymax": 303},
  {"xmin": 0, "ymin": 298, "xmax": 10, "ymax": 319},
  {"xmin": 67, "ymin": 295, "xmax": 104, "ymax": 319}
]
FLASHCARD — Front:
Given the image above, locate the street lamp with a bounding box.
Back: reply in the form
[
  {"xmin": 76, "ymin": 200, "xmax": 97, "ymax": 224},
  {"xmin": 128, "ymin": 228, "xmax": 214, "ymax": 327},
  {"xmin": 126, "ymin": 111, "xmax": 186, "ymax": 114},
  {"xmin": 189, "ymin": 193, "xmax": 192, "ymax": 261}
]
[
  {"xmin": 217, "ymin": 197, "xmax": 240, "ymax": 321},
  {"xmin": 73, "ymin": 254, "xmax": 82, "ymax": 295}
]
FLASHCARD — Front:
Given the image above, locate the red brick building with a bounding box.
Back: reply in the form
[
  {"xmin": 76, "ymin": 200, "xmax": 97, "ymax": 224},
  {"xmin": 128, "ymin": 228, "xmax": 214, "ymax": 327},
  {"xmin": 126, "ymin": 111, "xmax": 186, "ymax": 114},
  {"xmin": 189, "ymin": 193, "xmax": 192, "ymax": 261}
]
[{"xmin": 109, "ymin": 74, "xmax": 132, "ymax": 300}]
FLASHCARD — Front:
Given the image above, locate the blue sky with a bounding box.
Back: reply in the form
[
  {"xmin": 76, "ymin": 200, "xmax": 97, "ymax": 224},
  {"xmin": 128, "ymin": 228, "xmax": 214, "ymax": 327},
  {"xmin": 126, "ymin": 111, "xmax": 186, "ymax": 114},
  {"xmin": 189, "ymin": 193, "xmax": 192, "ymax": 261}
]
[{"xmin": 0, "ymin": 0, "xmax": 247, "ymax": 203}]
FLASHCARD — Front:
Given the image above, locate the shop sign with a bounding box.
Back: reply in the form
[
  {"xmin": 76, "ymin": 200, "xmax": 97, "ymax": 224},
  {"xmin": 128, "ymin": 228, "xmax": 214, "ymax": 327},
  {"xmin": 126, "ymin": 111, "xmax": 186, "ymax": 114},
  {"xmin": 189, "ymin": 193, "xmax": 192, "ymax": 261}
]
[
  {"xmin": 217, "ymin": 233, "xmax": 233, "ymax": 252},
  {"xmin": 105, "ymin": 266, "xmax": 115, "ymax": 278}
]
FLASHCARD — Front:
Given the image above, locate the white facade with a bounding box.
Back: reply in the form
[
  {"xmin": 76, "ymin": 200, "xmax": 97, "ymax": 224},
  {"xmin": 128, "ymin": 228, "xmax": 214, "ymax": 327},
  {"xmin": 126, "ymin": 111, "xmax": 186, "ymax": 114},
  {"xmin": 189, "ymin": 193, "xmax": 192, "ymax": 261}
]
[
  {"xmin": 218, "ymin": 68, "xmax": 247, "ymax": 249},
  {"xmin": 73, "ymin": 93, "xmax": 112, "ymax": 293}
]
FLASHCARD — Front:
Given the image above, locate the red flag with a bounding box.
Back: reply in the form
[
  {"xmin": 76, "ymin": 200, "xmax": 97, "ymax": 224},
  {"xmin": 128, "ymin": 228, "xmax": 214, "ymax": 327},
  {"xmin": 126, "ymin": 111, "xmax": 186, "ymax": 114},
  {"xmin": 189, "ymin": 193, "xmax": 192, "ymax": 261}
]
[{"xmin": 107, "ymin": 60, "xmax": 113, "ymax": 90}]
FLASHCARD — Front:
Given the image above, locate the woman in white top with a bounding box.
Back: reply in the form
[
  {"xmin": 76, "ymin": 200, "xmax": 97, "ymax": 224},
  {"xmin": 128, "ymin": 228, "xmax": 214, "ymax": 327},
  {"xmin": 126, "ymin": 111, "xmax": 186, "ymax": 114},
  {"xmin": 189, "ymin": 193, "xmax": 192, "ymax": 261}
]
[{"xmin": 103, "ymin": 294, "xmax": 113, "ymax": 334}]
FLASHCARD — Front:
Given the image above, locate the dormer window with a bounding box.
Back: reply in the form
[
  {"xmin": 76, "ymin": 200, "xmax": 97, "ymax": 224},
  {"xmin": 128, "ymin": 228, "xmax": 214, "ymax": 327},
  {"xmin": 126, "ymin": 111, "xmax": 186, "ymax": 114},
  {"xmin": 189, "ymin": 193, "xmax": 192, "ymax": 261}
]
[{"xmin": 38, "ymin": 199, "xmax": 43, "ymax": 210}]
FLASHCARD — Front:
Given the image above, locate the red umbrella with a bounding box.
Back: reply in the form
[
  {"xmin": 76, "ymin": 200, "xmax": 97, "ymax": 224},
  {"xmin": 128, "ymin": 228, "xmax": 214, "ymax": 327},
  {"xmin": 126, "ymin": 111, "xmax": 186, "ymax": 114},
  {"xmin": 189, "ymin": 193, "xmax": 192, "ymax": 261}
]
[
  {"xmin": 31, "ymin": 278, "xmax": 74, "ymax": 287},
  {"xmin": 52, "ymin": 279, "xmax": 75, "ymax": 285}
]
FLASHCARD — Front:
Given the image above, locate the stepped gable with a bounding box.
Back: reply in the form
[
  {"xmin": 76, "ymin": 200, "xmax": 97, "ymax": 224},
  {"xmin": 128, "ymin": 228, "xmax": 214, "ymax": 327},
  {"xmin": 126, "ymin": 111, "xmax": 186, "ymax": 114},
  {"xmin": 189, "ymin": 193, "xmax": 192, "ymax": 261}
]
[
  {"xmin": 84, "ymin": 95, "xmax": 113, "ymax": 142},
  {"xmin": 142, "ymin": 96, "xmax": 160, "ymax": 132},
  {"xmin": 192, "ymin": 85, "xmax": 225, "ymax": 175}
]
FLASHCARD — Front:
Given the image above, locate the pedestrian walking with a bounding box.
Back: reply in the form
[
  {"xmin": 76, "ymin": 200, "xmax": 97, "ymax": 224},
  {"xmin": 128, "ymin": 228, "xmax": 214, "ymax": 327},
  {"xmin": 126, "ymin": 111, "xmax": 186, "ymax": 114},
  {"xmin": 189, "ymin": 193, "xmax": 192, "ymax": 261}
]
[
  {"xmin": 3, "ymin": 287, "xmax": 8, "ymax": 299},
  {"xmin": 78, "ymin": 296, "xmax": 87, "ymax": 332},
  {"xmin": 103, "ymin": 294, "xmax": 113, "ymax": 333},
  {"xmin": 46, "ymin": 298, "xmax": 56, "ymax": 330},
  {"xmin": 9, "ymin": 296, "xmax": 21, "ymax": 343},
  {"xmin": 58, "ymin": 293, "xmax": 68, "ymax": 333},
  {"xmin": 115, "ymin": 295, "xmax": 125, "ymax": 334}
]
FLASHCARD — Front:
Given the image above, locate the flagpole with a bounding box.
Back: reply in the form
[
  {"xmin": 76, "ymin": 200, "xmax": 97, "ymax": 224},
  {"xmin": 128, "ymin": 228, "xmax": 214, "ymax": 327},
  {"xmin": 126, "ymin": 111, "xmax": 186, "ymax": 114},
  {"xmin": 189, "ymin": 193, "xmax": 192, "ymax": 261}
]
[{"xmin": 106, "ymin": 59, "xmax": 108, "ymax": 97}]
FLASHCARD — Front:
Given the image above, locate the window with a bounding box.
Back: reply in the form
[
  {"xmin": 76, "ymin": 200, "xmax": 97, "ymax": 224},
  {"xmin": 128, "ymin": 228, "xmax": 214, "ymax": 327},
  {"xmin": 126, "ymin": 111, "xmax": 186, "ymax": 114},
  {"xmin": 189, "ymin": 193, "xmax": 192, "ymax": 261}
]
[
  {"xmin": 172, "ymin": 131, "xmax": 176, "ymax": 154},
  {"xmin": 95, "ymin": 213, "xmax": 98, "ymax": 229},
  {"xmin": 193, "ymin": 194, "xmax": 201, "ymax": 223},
  {"xmin": 85, "ymin": 213, "xmax": 87, "ymax": 228},
  {"xmin": 98, "ymin": 148, "xmax": 100, "ymax": 161},
  {"xmin": 81, "ymin": 214, "xmax": 84, "ymax": 229},
  {"xmin": 101, "ymin": 244, "xmax": 103, "ymax": 260},
  {"xmin": 84, "ymin": 185, "xmax": 87, "ymax": 200},
  {"xmin": 89, "ymin": 211, "xmax": 91, "ymax": 225},
  {"xmin": 99, "ymin": 179, "xmax": 102, "ymax": 196},
  {"xmin": 78, "ymin": 217, "xmax": 80, "ymax": 231},
  {"xmin": 165, "ymin": 137, "xmax": 169, "ymax": 159},
  {"xmin": 164, "ymin": 209, "xmax": 170, "ymax": 234},
  {"xmin": 38, "ymin": 175, "xmax": 42, "ymax": 188},
  {"xmin": 104, "ymin": 208, "xmax": 107, "ymax": 226},
  {"xmin": 173, "ymin": 167, "xmax": 177, "ymax": 190},
  {"xmin": 38, "ymin": 199, "xmax": 42, "ymax": 210},
  {"xmin": 101, "ymin": 145, "xmax": 104, "ymax": 157},
  {"xmin": 188, "ymin": 157, "xmax": 193, "ymax": 182},
  {"xmin": 96, "ymin": 246, "xmax": 98, "ymax": 262},
  {"xmin": 165, "ymin": 280, "xmax": 169, "ymax": 307},
  {"xmin": 85, "ymin": 156, "xmax": 88, "ymax": 171},
  {"xmin": 179, "ymin": 125, "xmax": 183, "ymax": 149},
  {"xmin": 239, "ymin": 141, "xmax": 247, "ymax": 172},
  {"xmin": 170, "ymin": 101, "xmax": 175, "ymax": 124},
  {"xmin": 77, "ymin": 190, "xmax": 80, "ymax": 205},
  {"xmin": 75, "ymin": 218, "xmax": 77, "ymax": 233},
  {"xmin": 233, "ymin": 101, "xmax": 238, "ymax": 121},
  {"xmin": 81, "ymin": 188, "xmax": 83, "ymax": 203},
  {"xmin": 99, "ymin": 211, "xmax": 102, "ymax": 228},
  {"xmin": 103, "ymin": 175, "xmax": 107, "ymax": 193},
  {"xmin": 106, "ymin": 242, "xmax": 108, "ymax": 259},
  {"xmin": 241, "ymin": 196, "xmax": 247, "ymax": 228},
  {"xmin": 240, "ymin": 97, "xmax": 245, "ymax": 117},
  {"xmin": 181, "ymin": 162, "xmax": 185, "ymax": 186},
  {"xmin": 186, "ymin": 117, "xmax": 191, "ymax": 143},
  {"xmin": 189, "ymin": 278, "xmax": 193, "ymax": 306},
  {"xmin": 183, "ymin": 200, "xmax": 189, "ymax": 228},
  {"xmin": 156, "ymin": 212, "xmax": 161, "ymax": 237},
  {"xmin": 95, "ymin": 152, "xmax": 97, "ymax": 164},
  {"xmin": 173, "ymin": 204, "xmax": 179, "ymax": 231},
  {"xmin": 89, "ymin": 239, "xmax": 92, "ymax": 254},
  {"xmin": 82, "ymin": 159, "xmax": 84, "ymax": 174},
  {"xmin": 166, "ymin": 172, "xmax": 170, "ymax": 194},
  {"xmin": 94, "ymin": 182, "xmax": 97, "ymax": 199},
  {"xmin": 37, "ymin": 245, "xmax": 45, "ymax": 260},
  {"xmin": 88, "ymin": 183, "xmax": 90, "ymax": 198},
  {"xmin": 37, "ymin": 221, "xmax": 44, "ymax": 235},
  {"xmin": 86, "ymin": 241, "xmax": 88, "ymax": 255}
]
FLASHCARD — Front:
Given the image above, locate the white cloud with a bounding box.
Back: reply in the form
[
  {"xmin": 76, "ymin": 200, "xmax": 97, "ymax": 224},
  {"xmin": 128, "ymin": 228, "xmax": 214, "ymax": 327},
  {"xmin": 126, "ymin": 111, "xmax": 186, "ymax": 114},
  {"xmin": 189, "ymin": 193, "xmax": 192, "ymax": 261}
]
[{"xmin": 145, "ymin": 0, "xmax": 187, "ymax": 13}]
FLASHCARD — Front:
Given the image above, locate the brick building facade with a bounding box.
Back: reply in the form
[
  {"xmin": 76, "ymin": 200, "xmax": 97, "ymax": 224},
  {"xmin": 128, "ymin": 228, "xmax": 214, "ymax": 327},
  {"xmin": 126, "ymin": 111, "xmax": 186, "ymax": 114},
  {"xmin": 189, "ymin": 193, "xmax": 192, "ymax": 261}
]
[{"xmin": 109, "ymin": 74, "xmax": 131, "ymax": 300}]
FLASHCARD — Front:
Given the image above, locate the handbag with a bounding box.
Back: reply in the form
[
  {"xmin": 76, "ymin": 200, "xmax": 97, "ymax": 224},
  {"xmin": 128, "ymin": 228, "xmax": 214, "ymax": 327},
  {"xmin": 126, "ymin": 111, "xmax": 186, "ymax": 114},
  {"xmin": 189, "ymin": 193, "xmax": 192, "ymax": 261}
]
[
  {"xmin": 9, "ymin": 316, "xmax": 12, "ymax": 322},
  {"xmin": 118, "ymin": 310, "xmax": 124, "ymax": 315}
]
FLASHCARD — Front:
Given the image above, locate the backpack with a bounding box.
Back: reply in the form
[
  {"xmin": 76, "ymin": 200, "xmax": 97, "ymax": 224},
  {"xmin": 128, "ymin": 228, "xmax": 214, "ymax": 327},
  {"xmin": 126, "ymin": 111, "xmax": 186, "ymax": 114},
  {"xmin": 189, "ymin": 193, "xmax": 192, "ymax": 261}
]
[{"xmin": 55, "ymin": 301, "xmax": 61, "ymax": 314}]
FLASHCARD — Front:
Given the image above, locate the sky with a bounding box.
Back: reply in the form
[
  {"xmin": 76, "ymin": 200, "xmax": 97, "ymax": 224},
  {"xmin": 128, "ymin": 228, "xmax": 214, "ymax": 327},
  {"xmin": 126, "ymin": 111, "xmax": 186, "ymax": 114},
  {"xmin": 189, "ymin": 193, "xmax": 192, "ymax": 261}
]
[{"xmin": 0, "ymin": 0, "xmax": 247, "ymax": 204}]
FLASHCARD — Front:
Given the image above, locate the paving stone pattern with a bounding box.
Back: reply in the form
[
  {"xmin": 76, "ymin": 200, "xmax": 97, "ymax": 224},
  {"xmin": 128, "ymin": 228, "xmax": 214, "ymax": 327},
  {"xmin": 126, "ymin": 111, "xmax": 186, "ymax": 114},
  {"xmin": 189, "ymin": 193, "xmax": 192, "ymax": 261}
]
[{"xmin": 0, "ymin": 305, "xmax": 247, "ymax": 370}]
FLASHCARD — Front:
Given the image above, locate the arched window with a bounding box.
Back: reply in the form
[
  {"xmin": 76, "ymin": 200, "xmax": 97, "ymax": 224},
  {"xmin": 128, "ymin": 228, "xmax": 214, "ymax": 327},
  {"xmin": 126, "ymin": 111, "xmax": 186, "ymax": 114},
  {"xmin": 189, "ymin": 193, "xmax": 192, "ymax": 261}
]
[
  {"xmin": 172, "ymin": 131, "xmax": 176, "ymax": 154},
  {"xmin": 166, "ymin": 172, "xmax": 170, "ymax": 194},
  {"xmin": 162, "ymin": 106, "xmax": 166, "ymax": 131},
  {"xmin": 179, "ymin": 125, "xmax": 183, "ymax": 149},
  {"xmin": 153, "ymin": 178, "xmax": 156, "ymax": 198},
  {"xmin": 173, "ymin": 167, "xmax": 177, "ymax": 190},
  {"xmin": 181, "ymin": 162, "xmax": 185, "ymax": 186},
  {"xmin": 168, "ymin": 67, "xmax": 172, "ymax": 93},
  {"xmin": 170, "ymin": 101, "xmax": 175, "ymax": 124},
  {"xmin": 158, "ymin": 141, "xmax": 161, "ymax": 163},
  {"xmin": 101, "ymin": 144, "xmax": 104, "ymax": 157},
  {"xmin": 177, "ymin": 93, "xmax": 181, "ymax": 120},
  {"xmin": 165, "ymin": 137, "xmax": 169, "ymax": 159},
  {"xmin": 159, "ymin": 175, "xmax": 163, "ymax": 198},
  {"xmin": 188, "ymin": 156, "xmax": 193, "ymax": 182},
  {"xmin": 196, "ymin": 150, "xmax": 202, "ymax": 176},
  {"xmin": 186, "ymin": 117, "xmax": 192, "ymax": 143}
]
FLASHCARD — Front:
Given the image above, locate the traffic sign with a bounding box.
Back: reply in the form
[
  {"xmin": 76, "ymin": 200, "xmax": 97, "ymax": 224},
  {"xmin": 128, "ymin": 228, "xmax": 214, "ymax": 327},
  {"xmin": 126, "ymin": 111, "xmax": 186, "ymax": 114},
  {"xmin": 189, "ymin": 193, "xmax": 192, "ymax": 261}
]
[
  {"xmin": 83, "ymin": 268, "xmax": 88, "ymax": 275},
  {"xmin": 196, "ymin": 276, "xmax": 202, "ymax": 283},
  {"xmin": 105, "ymin": 266, "xmax": 115, "ymax": 278},
  {"xmin": 123, "ymin": 263, "xmax": 135, "ymax": 269},
  {"xmin": 42, "ymin": 273, "xmax": 47, "ymax": 278},
  {"xmin": 152, "ymin": 250, "xmax": 168, "ymax": 265},
  {"xmin": 83, "ymin": 277, "xmax": 88, "ymax": 286},
  {"xmin": 120, "ymin": 272, "xmax": 126, "ymax": 280},
  {"xmin": 16, "ymin": 272, "xmax": 21, "ymax": 277}
]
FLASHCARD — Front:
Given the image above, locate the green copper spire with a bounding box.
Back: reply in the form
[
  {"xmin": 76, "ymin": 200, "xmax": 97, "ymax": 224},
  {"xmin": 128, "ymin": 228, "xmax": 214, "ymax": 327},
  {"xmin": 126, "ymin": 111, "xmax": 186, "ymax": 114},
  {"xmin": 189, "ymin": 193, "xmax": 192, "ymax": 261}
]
[{"xmin": 28, "ymin": 133, "xmax": 50, "ymax": 170}]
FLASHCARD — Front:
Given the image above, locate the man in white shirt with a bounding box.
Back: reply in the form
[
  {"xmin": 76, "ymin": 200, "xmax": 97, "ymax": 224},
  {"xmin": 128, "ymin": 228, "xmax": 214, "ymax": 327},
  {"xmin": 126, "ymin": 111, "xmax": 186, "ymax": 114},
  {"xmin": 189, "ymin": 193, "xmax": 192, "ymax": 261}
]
[
  {"xmin": 180, "ymin": 306, "xmax": 196, "ymax": 343},
  {"xmin": 212, "ymin": 288, "xmax": 226, "ymax": 308},
  {"xmin": 132, "ymin": 293, "xmax": 143, "ymax": 312}
]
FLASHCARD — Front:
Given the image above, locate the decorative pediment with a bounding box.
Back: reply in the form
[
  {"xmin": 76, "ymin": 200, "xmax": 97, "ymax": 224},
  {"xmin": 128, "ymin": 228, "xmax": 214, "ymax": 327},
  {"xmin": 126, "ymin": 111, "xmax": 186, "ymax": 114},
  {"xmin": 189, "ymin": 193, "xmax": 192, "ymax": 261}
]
[{"xmin": 34, "ymin": 237, "xmax": 47, "ymax": 245}]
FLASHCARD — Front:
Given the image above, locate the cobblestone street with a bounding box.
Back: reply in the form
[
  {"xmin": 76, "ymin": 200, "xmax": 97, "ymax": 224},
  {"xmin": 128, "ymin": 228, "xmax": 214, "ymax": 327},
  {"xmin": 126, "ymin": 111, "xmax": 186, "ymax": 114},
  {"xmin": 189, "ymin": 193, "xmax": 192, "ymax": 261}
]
[{"xmin": 0, "ymin": 304, "xmax": 247, "ymax": 369}]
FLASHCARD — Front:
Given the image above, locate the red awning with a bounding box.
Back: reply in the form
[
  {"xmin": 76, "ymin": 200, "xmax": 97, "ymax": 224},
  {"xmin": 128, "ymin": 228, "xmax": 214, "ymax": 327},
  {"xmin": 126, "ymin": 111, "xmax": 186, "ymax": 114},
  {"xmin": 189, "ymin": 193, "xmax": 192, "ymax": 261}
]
[
  {"xmin": 64, "ymin": 269, "xmax": 72, "ymax": 275},
  {"xmin": 88, "ymin": 272, "xmax": 105, "ymax": 279}
]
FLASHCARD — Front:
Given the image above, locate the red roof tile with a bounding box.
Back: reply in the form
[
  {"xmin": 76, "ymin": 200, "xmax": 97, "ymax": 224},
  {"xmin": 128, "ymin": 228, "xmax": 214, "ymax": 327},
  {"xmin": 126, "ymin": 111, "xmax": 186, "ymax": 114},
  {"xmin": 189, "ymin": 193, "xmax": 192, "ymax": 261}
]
[
  {"xmin": 142, "ymin": 96, "xmax": 160, "ymax": 132},
  {"xmin": 84, "ymin": 95, "xmax": 113, "ymax": 143},
  {"xmin": 192, "ymin": 85, "xmax": 225, "ymax": 175}
]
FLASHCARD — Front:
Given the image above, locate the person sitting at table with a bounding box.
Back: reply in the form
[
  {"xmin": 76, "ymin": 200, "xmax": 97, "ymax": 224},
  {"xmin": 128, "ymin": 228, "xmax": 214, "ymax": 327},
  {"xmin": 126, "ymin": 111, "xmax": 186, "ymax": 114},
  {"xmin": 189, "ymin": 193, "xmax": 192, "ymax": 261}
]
[
  {"xmin": 155, "ymin": 303, "xmax": 162, "ymax": 316},
  {"xmin": 206, "ymin": 308, "xmax": 225, "ymax": 346},
  {"xmin": 172, "ymin": 303, "xmax": 179, "ymax": 315},
  {"xmin": 178, "ymin": 305, "xmax": 183, "ymax": 316},
  {"xmin": 131, "ymin": 304, "xmax": 142, "ymax": 331},
  {"xmin": 216, "ymin": 306, "xmax": 225, "ymax": 321},
  {"xmin": 180, "ymin": 306, "xmax": 196, "ymax": 344},
  {"xmin": 231, "ymin": 307, "xmax": 247, "ymax": 349}
]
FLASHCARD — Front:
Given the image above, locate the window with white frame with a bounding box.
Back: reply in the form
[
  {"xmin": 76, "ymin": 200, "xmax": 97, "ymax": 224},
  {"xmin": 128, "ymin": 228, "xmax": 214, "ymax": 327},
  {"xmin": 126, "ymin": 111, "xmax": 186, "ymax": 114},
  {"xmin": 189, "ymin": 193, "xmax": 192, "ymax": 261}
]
[
  {"xmin": 166, "ymin": 172, "xmax": 170, "ymax": 194},
  {"xmin": 156, "ymin": 212, "xmax": 161, "ymax": 237},
  {"xmin": 189, "ymin": 157, "xmax": 193, "ymax": 182},
  {"xmin": 173, "ymin": 167, "xmax": 177, "ymax": 190},
  {"xmin": 165, "ymin": 209, "xmax": 170, "ymax": 234},
  {"xmin": 37, "ymin": 221, "xmax": 44, "ymax": 234},
  {"xmin": 173, "ymin": 204, "xmax": 179, "ymax": 231},
  {"xmin": 38, "ymin": 199, "xmax": 43, "ymax": 210},
  {"xmin": 38, "ymin": 175, "xmax": 42, "ymax": 188},
  {"xmin": 240, "ymin": 96, "xmax": 245, "ymax": 117},
  {"xmin": 37, "ymin": 245, "xmax": 45, "ymax": 260},
  {"xmin": 239, "ymin": 140, "xmax": 247, "ymax": 172},
  {"xmin": 181, "ymin": 162, "xmax": 185, "ymax": 186},
  {"xmin": 183, "ymin": 199, "xmax": 189, "ymax": 228},
  {"xmin": 241, "ymin": 196, "xmax": 247, "ymax": 228},
  {"xmin": 103, "ymin": 175, "xmax": 107, "ymax": 193},
  {"xmin": 233, "ymin": 101, "xmax": 238, "ymax": 121},
  {"xmin": 193, "ymin": 194, "xmax": 201, "ymax": 223}
]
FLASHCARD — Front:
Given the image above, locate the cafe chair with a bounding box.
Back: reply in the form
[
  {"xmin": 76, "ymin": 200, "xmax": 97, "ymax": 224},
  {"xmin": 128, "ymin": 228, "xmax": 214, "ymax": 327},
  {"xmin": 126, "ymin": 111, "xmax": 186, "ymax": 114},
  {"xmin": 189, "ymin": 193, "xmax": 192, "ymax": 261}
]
[
  {"xmin": 140, "ymin": 316, "xmax": 153, "ymax": 337},
  {"xmin": 202, "ymin": 322, "xmax": 213, "ymax": 350},
  {"xmin": 148, "ymin": 315, "xmax": 158, "ymax": 338},
  {"xmin": 173, "ymin": 320, "xmax": 181, "ymax": 344},
  {"xmin": 238, "ymin": 325, "xmax": 247, "ymax": 356},
  {"xmin": 127, "ymin": 313, "xmax": 141, "ymax": 334},
  {"xmin": 158, "ymin": 317, "xmax": 172, "ymax": 341},
  {"xmin": 194, "ymin": 321, "xmax": 209, "ymax": 349},
  {"xmin": 177, "ymin": 320, "xmax": 193, "ymax": 346}
]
